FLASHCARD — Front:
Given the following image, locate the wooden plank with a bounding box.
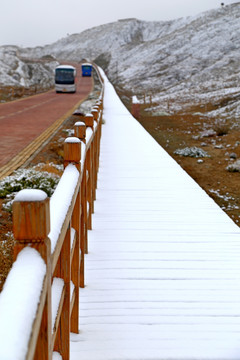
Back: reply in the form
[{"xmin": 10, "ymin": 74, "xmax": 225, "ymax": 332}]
[
  {"xmin": 71, "ymin": 77, "xmax": 240, "ymax": 360},
  {"xmin": 71, "ymin": 191, "xmax": 80, "ymax": 333},
  {"xmin": 52, "ymin": 285, "xmax": 65, "ymax": 350},
  {"xmin": 53, "ymin": 228, "xmax": 70, "ymax": 360}
]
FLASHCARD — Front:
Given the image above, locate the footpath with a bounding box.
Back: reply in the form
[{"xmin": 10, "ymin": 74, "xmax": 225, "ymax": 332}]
[{"xmin": 70, "ymin": 75, "xmax": 240, "ymax": 360}]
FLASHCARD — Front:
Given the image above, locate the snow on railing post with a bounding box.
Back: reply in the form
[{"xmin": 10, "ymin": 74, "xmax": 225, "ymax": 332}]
[
  {"xmin": 91, "ymin": 108, "xmax": 98, "ymax": 123},
  {"xmin": 63, "ymin": 137, "xmax": 82, "ymax": 335},
  {"xmin": 84, "ymin": 113, "xmax": 94, "ymax": 130},
  {"xmin": 64, "ymin": 137, "xmax": 81, "ymax": 172},
  {"xmin": 74, "ymin": 121, "xmax": 86, "ymax": 143},
  {"xmin": 12, "ymin": 189, "xmax": 52, "ymax": 360},
  {"xmin": 131, "ymin": 95, "xmax": 140, "ymax": 119}
]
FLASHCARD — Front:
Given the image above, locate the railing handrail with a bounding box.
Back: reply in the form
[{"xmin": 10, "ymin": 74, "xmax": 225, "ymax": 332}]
[{"xmin": 0, "ymin": 64, "xmax": 104, "ymax": 360}]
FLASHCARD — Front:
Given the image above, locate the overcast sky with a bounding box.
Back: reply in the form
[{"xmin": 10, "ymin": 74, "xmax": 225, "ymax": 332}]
[{"xmin": 0, "ymin": 0, "xmax": 234, "ymax": 47}]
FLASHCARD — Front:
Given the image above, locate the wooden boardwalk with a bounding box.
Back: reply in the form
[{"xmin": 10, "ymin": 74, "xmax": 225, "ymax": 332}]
[{"xmin": 70, "ymin": 79, "xmax": 240, "ymax": 360}]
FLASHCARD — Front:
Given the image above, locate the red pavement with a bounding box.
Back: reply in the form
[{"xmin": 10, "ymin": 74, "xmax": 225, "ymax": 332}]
[{"xmin": 0, "ymin": 64, "xmax": 93, "ymax": 167}]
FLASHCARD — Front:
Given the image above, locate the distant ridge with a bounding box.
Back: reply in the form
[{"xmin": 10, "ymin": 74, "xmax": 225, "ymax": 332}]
[{"xmin": 1, "ymin": 3, "xmax": 240, "ymax": 118}]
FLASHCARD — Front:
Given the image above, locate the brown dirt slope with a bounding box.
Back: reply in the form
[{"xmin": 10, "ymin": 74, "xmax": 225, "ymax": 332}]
[{"xmin": 138, "ymin": 111, "xmax": 240, "ymax": 226}]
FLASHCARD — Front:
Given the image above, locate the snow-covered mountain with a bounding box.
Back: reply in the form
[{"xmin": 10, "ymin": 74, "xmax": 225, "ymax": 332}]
[
  {"xmin": 1, "ymin": 2, "xmax": 240, "ymax": 119},
  {"xmin": 0, "ymin": 46, "xmax": 58, "ymax": 89}
]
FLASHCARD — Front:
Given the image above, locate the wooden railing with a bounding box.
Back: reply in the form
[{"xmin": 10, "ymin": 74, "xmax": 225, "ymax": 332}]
[{"xmin": 0, "ymin": 66, "xmax": 104, "ymax": 360}]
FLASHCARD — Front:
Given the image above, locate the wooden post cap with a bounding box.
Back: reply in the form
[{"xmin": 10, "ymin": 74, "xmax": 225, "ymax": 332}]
[
  {"xmin": 74, "ymin": 121, "xmax": 86, "ymax": 141},
  {"xmin": 96, "ymin": 101, "xmax": 103, "ymax": 110},
  {"xmin": 91, "ymin": 109, "xmax": 98, "ymax": 121},
  {"xmin": 84, "ymin": 113, "xmax": 94, "ymax": 128},
  {"xmin": 13, "ymin": 189, "xmax": 50, "ymax": 242},
  {"xmin": 64, "ymin": 137, "xmax": 81, "ymax": 167}
]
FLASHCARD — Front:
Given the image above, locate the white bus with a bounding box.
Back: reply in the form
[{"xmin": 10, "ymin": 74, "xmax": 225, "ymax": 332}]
[{"xmin": 55, "ymin": 65, "xmax": 76, "ymax": 93}]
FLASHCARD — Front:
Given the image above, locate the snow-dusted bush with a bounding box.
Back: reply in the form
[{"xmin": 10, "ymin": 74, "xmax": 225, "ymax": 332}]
[
  {"xmin": 0, "ymin": 168, "xmax": 60, "ymax": 211},
  {"xmin": 213, "ymin": 119, "xmax": 230, "ymax": 136},
  {"xmin": 226, "ymin": 159, "xmax": 240, "ymax": 172},
  {"xmin": 174, "ymin": 146, "xmax": 210, "ymax": 158}
]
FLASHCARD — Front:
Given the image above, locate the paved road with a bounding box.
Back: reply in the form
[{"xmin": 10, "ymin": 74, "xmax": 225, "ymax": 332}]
[{"xmin": 0, "ymin": 64, "xmax": 93, "ymax": 171}]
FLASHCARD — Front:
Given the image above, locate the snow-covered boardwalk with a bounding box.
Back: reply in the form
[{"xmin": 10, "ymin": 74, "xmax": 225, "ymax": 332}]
[{"xmin": 70, "ymin": 77, "xmax": 240, "ymax": 360}]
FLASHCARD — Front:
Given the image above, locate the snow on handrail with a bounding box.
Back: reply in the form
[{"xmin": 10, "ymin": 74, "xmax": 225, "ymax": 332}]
[{"xmin": 0, "ymin": 248, "xmax": 46, "ymax": 360}]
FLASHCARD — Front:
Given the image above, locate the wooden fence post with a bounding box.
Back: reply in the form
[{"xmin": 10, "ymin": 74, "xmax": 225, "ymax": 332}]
[
  {"xmin": 71, "ymin": 193, "xmax": 80, "ymax": 334},
  {"xmin": 81, "ymin": 114, "xmax": 94, "ymax": 257},
  {"xmin": 84, "ymin": 113, "xmax": 94, "ymax": 129},
  {"xmin": 74, "ymin": 121, "xmax": 93, "ymax": 231},
  {"xmin": 80, "ymin": 167, "xmax": 87, "ymax": 286},
  {"xmin": 52, "ymin": 138, "xmax": 81, "ymax": 358},
  {"xmin": 86, "ymin": 145, "xmax": 93, "ymax": 231},
  {"xmin": 64, "ymin": 137, "xmax": 82, "ymax": 336},
  {"xmin": 92, "ymin": 108, "xmax": 100, "ymax": 202},
  {"xmin": 13, "ymin": 189, "xmax": 52, "ymax": 360},
  {"xmin": 64, "ymin": 137, "xmax": 81, "ymax": 172},
  {"xmin": 91, "ymin": 108, "xmax": 98, "ymax": 123},
  {"xmin": 71, "ymin": 125, "xmax": 87, "ymax": 287},
  {"xmin": 74, "ymin": 121, "xmax": 86, "ymax": 144},
  {"xmin": 96, "ymin": 100, "xmax": 103, "ymax": 111}
]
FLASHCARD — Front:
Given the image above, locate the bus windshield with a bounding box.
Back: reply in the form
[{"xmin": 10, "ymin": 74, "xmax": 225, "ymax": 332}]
[{"xmin": 55, "ymin": 68, "xmax": 75, "ymax": 85}]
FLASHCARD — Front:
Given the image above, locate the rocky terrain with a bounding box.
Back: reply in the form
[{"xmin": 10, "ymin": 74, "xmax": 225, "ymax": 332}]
[
  {"xmin": 16, "ymin": 2, "xmax": 240, "ymax": 120},
  {"xmin": 0, "ymin": 3, "xmax": 239, "ymax": 119},
  {"xmin": 0, "ymin": 47, "xmax": 58, "ymax": 88}
]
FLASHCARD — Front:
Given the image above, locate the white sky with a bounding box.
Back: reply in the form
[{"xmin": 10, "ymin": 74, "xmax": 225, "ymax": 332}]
[{"xmin": 0, "ymin": 0, "xmax": 234, "ymax": 47}]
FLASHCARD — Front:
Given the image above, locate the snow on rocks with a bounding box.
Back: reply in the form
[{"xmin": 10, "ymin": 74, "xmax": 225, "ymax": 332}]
[
  {"xmin": 226, "ymin": 159, "xmax": 240, "ymax": 172},
  {"xmin": 174, "ymin": 146, "xmax": 210, "ymax": 158}
]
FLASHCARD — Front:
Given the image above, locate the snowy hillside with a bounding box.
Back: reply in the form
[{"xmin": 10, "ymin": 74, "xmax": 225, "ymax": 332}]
[
  {"xmin": 1, "ymin": 2, "xmax": 240, "ymax": 119},
  {"xmin": 0, "ymin": 46, "xmax": 58, "ymax": 89}
]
